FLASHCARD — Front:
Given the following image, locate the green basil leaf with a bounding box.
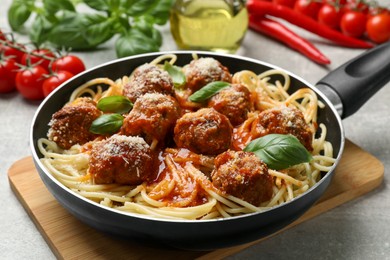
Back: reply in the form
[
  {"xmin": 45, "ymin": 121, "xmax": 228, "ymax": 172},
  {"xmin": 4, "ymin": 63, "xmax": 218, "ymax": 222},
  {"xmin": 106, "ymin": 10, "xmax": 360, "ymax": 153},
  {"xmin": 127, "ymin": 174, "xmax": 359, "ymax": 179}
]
[
  {"xmin": 90, "ymin": 113, "xmax": 124, "ymax": 135},
  {"xmin": 189, "ymin": 81, "xmax": 230, "ymax": 102},
  {"xmin": 83, "ymin": 0, "xmax": 110, "ymax": 11},
  {"xmin": 97, "ymin": 96, "xmax": 133, "ymax": 114},
  {"xmin": 7, "ymin": 0, "xmax": 33, "ymax": 31},
  {"xmin": 83, "ymin": 14, "xmax": 114, "ymax": 46},
  {"xmin": 145, "ymin": 0, "xmax": 173, "ymax": 25},
  {"xmin": 115, "ymin": 28, "xmax": 159, "ymax": 58},
  {"xmin": 244, "ymin": 134, "xmax": 313, "ymax": 170},
  {"xmin": 47, "ymin": 12, "xmax": 113, "ymax": 50},
  {"xmin": 43, "ymin": 0, "xmax": 75, "ymax": 14},
  {"xmin": 151, "ymin": 28, "xmax": 162, "ymax": 47},
  {"xmin": 126, "ymin": 0, "xmax": 159, "ymax": 16},
  {"xmin": 133, "ymin": 17, "xmax": 162, "ymax": 47},
  {"xmin": 46, "ymin": 12, "xmax": 90, "ymax": 49},
  {"xmin": 29, "ymin": 15, "xmax": 54, "ymax": 45},
  {"xmin": 164, "ymin": 61, "xmax": 185, "ymax": 88}
]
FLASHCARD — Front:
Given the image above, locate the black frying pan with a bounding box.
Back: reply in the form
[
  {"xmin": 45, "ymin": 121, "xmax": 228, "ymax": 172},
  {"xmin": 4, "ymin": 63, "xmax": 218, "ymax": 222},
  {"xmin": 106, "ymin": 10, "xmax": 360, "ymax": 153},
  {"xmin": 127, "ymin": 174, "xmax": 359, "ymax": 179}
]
[{"xmin": 30, "ymin": 42, "xmax": 390, "ymax": 250}]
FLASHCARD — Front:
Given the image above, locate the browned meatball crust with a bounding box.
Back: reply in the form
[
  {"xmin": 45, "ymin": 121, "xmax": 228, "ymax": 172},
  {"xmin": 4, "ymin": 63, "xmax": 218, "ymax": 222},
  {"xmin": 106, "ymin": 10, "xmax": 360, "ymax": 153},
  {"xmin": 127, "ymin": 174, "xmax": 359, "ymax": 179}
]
[
  {"xmin": 121, "ymin": 93, "xmax": 181, "ymax": 145},
  {"xmin": 48, "ymin": 97, "xmax": 101, "ymax": 149},
  {"xmin": 123, "ymin": 63, "xmax": 174, "ymax": 103},
  {"xmin": 211, "ymin": 150, "xmax": 273, "ymax": 206},
  {"xmin": 253, "ymin": 106, "xmax": 313, "ymax": 151},
  {"xmin": 174, "ymin": 108, "xmax": 233, "ymax": 155},
  {"xmin": 183, "ymin": 57, "xmax": 232, "ymax": 92},
  {"xmin": 89, "ymin": 134, "xmax": 158, "ymax": 185},
  {"xmin": 208, "ymin": 83, "xmax": 251, "ymax": 126}
]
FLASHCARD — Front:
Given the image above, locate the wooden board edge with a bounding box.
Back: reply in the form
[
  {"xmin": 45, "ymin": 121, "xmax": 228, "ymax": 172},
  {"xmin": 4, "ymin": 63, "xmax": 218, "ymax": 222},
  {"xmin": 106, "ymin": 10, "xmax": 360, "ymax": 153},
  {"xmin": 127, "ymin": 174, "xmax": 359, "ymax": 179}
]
[
  {"xmin": 8, "ymin": 159, "xmax": 63, "ymax": 260},
  {"xmin": 7, "ymin": 140, "xmax": 385, "ymax": 260}
]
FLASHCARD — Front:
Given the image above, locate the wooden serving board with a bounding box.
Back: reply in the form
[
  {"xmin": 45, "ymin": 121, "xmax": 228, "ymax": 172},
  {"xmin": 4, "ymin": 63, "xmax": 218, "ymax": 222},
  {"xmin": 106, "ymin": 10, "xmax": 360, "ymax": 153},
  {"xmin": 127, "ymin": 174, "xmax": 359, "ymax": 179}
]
[{"xmin": 8, "ymin": 140, "xmax": 384, "ymax": 260}]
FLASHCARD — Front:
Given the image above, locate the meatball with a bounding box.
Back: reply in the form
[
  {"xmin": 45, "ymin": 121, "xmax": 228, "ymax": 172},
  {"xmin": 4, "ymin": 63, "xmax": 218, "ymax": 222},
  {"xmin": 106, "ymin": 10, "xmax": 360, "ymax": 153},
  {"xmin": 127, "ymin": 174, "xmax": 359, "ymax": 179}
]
[
  {"xmin": 253, "ymin": 106, "xmax": 313, "ymax": 151},
  {"xmin": 123, "ymin": 63, "xmax": 174, "ymax": 103},
  {"xmin": 211, "ymin": 150, "xmax": 273, "ymax": 206},
  {"xmin": 183, "ymin": 57, "xmax": 232, "ymax": 92},
  {"xmin": 89, "ymin": 134, "xmax": 158, "ymax": 185},
  {"xmin": 48, "ymin": 97, "xmax": 101, "ymax": 149},
  {"xmin": 121, "ymin": 93, "xmax": 181, "ymax": 145},
  {"xmin": 208, "ymin": 83, "xmax": 251, "ymax": 126},
  {"xmin": 174, "ymin": 108, "xmax": 233, "ymax": 155}
]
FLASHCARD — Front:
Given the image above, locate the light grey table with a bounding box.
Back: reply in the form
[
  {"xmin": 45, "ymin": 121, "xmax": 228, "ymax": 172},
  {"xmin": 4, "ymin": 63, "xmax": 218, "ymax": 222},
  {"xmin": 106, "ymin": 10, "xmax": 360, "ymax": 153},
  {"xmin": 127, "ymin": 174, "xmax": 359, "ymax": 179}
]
[{"xmin": 1, "ymin": 0, "xmax": 389, "ymax": 259}]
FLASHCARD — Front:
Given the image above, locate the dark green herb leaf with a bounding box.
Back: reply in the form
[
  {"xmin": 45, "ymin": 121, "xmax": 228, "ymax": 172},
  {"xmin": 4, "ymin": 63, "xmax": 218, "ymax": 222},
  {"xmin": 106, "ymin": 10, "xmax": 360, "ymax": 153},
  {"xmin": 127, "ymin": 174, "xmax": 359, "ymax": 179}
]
[
  {"xmin": 83, "ymin": 14, "xmax": 114, "ymax": 46},
  {"xmin": 244, "ymin": 134, "xmax": 313, "ymax": 170},
  {"xmin": 151, "ymin": 28, "xmax": 162, "ymax": 47},
  {"xmin": 7, "ymin": 0, "xmax": 33, "ymax": 31},
  {"xmin": 83, "ymin": 0, "xmax": 110, "ymax": 11},
  {"xmin": 146, "ymin": 0, "xmax": 173, "ymax": 25},
  {"xmin": 29, "ymin": 15, "xmax": 54, "ymax": 45},
  {"xmin": 7, "ymin": 0, "xmax": 171, "ymax": 58},
  {"xmin": 97, "ymin": 95, "xmax": 133, "ymax": 114},
  {"xmin": 189, "ymin": 81, "xmax": 230, "ymax": 102},
  {"xmin": 47, "ymin": 12, "xmax": 113, "ymax": 50},
  {"xmin": 110, "ymin": 0, "xmax": 121, "ymax": 10},
  {"xmin": 43, "ymin": 0, "xmax": 75, "ymax": 14},
  {"xmin": 133, "ymin": 17, "xmax": 162, "ymax": 47},
  {"xmin": 126, "ymin": 0, "xmax": 159, "ymax": 16},
  {"xmin": 164, "ymin": 61, "xmax": 185, "ymax": 88},
  {"xmin": 90, "ymin": 114, "xmax": 124, "ymax": 135},
  {"xmin": 115, "ymin": 28, "xmax": 159, "ymax": 58}
]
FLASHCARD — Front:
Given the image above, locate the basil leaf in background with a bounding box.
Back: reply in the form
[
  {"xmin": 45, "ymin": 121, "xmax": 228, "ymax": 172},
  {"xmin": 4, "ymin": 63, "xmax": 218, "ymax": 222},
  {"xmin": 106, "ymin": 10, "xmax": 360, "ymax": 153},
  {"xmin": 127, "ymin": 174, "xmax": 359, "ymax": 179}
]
[
  {"xmin": 151, "ymin": 28, "xmax": 163, "ymax": 47},
  {"xmin": 83, "ymin": 0, "xmax": 110, "ymax": 11},
  {"xmin": 47, "ymin": 12, "xmax": 113, "ymax": 50},
  {"xmin": 29, "ymin": 15, "xmax": 54, "ymax": 45},
  {"xmin": 133, "ymin": 17, "xmax": 162, "ymax": 47},
  {"xmin": 43, "ymin": 0, "xmax": 75, "ymax": 14},
  {"xmin": 244, "ymin": 134, "xmax": 313, "ymax": 170},
  {"xmin": 115, "ymin": 28, "xmax": 160, "ymax": 58},
  {"xmin": 7, "ymin": 0, "xmax": 33, "ymax": 31},
  {"xmin": 7, "ymin": 0, "xmax": 172, "ymax": 58},
  {"xmin": 146, "ymin": 0, "xmax": 173, "ymax": 25},
  {"xmin": 90, "ymin": 114, "xmax": 124, "ymax": 135},
  {"xmin": 125, "ymin": 0, "xmax": 159, "ymax": 17},
  {"xmin": 83, "ymin": 14, "xmax": 114, "ymax": 46},
  {"xmin": 163, "ymin": 61, "xmax": 186, "ymax": 88},
  {"xmin": 46, "ymin": 12, "xmax": 92, "ymax": 49},
  {"xmin": 189, "ymin": 81, "xmax": 230, "ymax": 102},
  {"xmin": 97, "ymin": 96, "xmax": 133, "ymax": 114}
]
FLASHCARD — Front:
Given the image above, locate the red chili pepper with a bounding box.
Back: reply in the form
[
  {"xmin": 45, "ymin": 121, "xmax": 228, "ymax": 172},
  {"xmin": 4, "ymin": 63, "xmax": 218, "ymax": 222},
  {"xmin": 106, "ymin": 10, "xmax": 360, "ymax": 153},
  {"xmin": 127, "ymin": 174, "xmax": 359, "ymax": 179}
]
[
  {"xmin": 249, "ymin": 15, "xmax": 331, "ymax": 65},
  {"xmin": 247, "ymin": 0, "xmax": 374, "ymax": 49}
]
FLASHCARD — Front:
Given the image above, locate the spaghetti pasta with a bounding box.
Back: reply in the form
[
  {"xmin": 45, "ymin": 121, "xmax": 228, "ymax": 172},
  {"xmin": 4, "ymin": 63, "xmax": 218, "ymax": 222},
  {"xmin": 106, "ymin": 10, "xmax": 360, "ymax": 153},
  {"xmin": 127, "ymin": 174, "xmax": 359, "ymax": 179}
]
[{"xmin": 38, "ymin": 54, "xmax": 335, "ymax": 220}]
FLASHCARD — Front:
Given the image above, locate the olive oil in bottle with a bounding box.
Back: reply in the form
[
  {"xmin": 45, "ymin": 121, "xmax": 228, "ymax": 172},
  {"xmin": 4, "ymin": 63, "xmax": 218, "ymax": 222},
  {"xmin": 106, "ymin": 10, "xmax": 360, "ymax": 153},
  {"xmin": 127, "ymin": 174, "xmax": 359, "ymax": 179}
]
[{"xmin": 170, "ymin": 0, "xmax": 248, "ymax": 53}]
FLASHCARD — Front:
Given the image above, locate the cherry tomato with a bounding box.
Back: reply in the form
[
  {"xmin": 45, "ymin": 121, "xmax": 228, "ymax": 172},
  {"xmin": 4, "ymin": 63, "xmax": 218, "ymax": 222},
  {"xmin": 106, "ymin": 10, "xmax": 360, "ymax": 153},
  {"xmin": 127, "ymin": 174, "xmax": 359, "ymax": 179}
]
[
  {"xmin": 273, "ymin": 0, "xmax": 296, "ymax": 8},
  {"xmin": 15, "ymin": 65, "xmax": 48, "ymax": 100},
  {"xmin": 318, "ymin": 4, "xmax": 343, "ymax": 29},
  {"xmin": 21, "ymin": 49, "xmax": 56, "ymax": 71},
  {"xmin": 0, "ymin": 42, "xmax": 25, "ymax": 63},
  {"xmin": 51, "ymin": 55, "xmax": 86, "ymax": 75},
  {"xmin": 42, "ymin": 70, "xmax": 74, "ymax": 97},
  {"xmin": 0, "ymin": 56, "xmax": 18, "ymax": 93},
  {"xmin": 293, "ymin": 0, "xmax": 322, "ymax": 19},
  {"xmin": 366, "ymin": 12, "xmax": 390, "ymax": 43},
  {"xmin": 340, "ymin": 10, "xmax": 367, "ymax": 38},
  {"xmin": 344, "ymin": 0, "xmax": 369, "ymax": 14}
]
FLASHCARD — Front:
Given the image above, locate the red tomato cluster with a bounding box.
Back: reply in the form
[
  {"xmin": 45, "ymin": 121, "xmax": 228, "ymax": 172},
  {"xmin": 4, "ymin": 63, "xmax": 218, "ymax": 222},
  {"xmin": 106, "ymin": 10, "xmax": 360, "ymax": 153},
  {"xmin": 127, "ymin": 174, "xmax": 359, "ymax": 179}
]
[
  {"xmin": 272, "ymin": 0, "xmax": 390, "ymax": 44},
  {"xmin": 0, "ymin": 31, "xmax": 86, "ymax": 99}
]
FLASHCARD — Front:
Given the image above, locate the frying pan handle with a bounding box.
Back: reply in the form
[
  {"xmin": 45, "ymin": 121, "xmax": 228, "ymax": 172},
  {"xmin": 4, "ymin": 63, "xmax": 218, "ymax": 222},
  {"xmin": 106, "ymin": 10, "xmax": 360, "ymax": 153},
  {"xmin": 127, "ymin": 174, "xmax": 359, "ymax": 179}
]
[{"xmin": 316, "ymin": 41, "xmax": 390, "ymax": 119}]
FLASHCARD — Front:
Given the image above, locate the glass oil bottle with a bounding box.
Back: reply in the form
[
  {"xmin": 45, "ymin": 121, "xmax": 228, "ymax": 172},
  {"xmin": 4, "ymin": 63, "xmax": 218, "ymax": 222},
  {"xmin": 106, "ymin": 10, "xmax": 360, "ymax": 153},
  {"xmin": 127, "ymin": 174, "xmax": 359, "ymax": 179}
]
[{"xmin": 170, "ymin": 0, "xmax": 248, "ymax": 53}]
